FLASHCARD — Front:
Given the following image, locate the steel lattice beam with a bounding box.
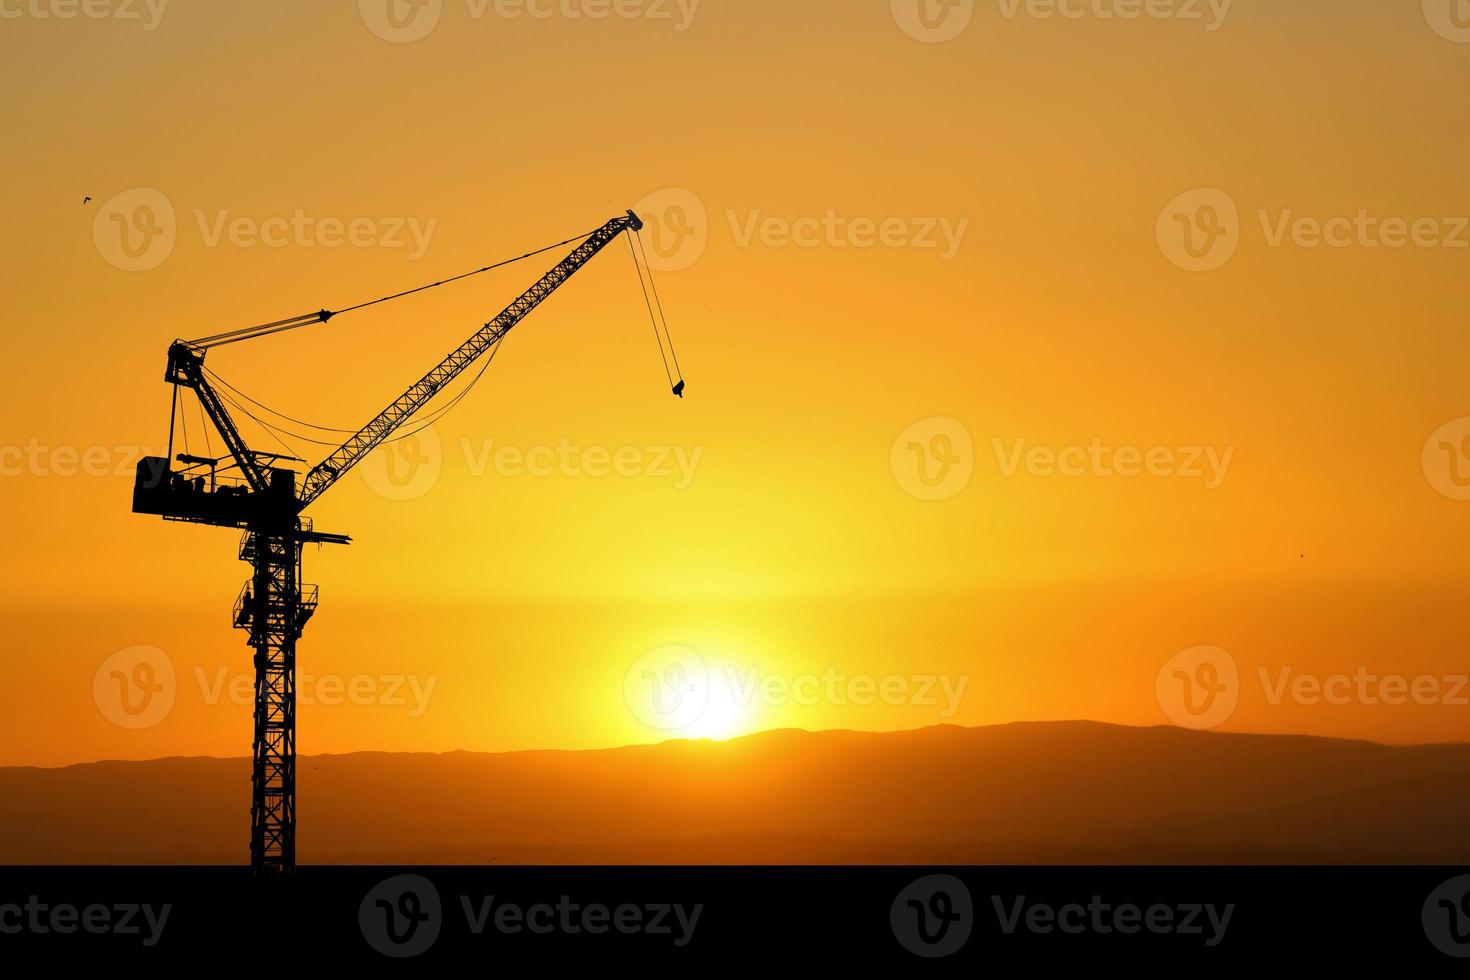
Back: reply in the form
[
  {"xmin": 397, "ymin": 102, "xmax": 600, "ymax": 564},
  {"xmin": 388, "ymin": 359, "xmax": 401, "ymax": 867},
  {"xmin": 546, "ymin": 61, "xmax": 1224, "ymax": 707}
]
[{"xmin": 297, "ymin": 212, "xmax": 642, "ymax": 507}]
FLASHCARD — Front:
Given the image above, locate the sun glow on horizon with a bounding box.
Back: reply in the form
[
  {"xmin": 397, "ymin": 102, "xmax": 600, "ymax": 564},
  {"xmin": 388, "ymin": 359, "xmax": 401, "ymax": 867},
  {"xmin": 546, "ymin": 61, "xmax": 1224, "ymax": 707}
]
[
  {"xmin": 672, "ymin": 674, "xmax": 756, "ymax": 741},
  {"xmin": 621, "ymin": 644, "xmax": 766, "ymax": 743}
]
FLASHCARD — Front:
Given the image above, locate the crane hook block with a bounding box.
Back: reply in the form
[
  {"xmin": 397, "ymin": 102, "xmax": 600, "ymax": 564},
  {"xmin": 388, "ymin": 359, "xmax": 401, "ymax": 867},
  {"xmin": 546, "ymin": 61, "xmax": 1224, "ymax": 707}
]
[{"xmin": 672, "ymin": 380, "xmax": 685, "ymax": 398}]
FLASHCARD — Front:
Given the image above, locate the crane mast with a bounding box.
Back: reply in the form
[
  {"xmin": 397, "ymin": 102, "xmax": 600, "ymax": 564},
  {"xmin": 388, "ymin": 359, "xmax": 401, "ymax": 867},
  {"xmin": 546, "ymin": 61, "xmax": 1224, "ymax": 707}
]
[{"xmin": 131, "ymin": 209, "xmax": 666, "ymax": 873}]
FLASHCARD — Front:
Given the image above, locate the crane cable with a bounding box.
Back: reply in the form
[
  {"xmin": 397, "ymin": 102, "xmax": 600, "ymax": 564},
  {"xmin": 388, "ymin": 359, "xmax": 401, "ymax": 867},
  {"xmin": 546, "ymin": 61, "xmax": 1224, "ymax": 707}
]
[
  {"xmin": 207, "ymin": 338, "xmax": 505, "ymax": 449},
  {"xmin": 626, "ymin": 229, "xmax": 685, "ymax": 395},
  {"xmin": 178, "ymin": 390, "xmax": 192, "ymax": 456},
  {"xmin": 634, "ymin": 228, "xmax": 684, "ymax": 387},
  {"xmin": 627, "ymin": 232, "xmax": 671, "ymax": 387},
  {"xmin": 185, "ymin": 226, "xmax": 602, "ymax": 350},
  {"xmin": 180, "ymin": 222, "xmax": 587, "ymax": 448},
  {"xmin": 203, "ymin": 365, "xmax": 357, "ymax": 434},
  {"xmin": 183, "ymin": 216, "xmax": 682, "ymax": 467},
  {"xmin": 196, "ymin": 399, "xmax": 213, "ymax": 457}
]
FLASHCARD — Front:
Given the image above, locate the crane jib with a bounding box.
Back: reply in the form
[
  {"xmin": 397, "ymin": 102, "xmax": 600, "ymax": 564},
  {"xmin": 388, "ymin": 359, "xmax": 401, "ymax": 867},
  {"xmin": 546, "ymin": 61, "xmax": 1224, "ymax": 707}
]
[{"xmin": 295, "ymin": 211, "xmax": 640, "ymax": 508}]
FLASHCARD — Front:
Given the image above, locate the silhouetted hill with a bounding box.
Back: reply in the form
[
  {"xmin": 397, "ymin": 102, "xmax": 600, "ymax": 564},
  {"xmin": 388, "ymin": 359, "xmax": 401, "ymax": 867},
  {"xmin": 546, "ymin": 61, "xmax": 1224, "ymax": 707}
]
[{"xmin": 3, "ymin": 722, "xmax": 1468, "ymax": 864}]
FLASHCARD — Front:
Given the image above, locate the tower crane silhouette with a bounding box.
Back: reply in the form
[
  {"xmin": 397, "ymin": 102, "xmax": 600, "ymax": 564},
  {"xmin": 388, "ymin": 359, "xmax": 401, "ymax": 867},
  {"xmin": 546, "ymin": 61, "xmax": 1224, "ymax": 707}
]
[{"xmin": 130, "ymin": 210, "xmax": 683, "ymax": 873}]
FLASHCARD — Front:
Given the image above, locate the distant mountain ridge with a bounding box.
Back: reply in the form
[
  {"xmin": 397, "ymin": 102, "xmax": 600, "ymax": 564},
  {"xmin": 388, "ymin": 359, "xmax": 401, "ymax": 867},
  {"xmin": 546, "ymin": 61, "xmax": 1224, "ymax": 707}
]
[{"xmin": 3, "ymin": 721, "xmax": 1467, "ymax": 864}]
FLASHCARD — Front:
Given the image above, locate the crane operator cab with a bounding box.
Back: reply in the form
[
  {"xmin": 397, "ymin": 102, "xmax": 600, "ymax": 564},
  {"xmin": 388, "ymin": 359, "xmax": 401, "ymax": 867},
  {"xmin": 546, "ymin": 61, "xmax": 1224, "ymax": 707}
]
[{"xmin": 133, "ymin": 455, "xmax": 298, "ymax": 527}]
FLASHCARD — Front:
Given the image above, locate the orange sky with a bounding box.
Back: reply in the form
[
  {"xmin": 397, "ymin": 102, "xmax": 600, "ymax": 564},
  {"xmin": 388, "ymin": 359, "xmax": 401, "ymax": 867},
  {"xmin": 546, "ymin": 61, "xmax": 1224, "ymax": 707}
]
[{"xmin": 2, "ymin": 2, "xmax": 1469, "ymax": 766}]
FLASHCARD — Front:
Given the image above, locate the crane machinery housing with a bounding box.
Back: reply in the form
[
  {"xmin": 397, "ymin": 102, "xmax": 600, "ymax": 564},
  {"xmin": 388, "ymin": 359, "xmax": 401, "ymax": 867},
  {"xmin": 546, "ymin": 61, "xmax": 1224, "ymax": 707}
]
[{"xmin": 130, "ymin": 209, "xmax": 683, "ymax": 874}]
